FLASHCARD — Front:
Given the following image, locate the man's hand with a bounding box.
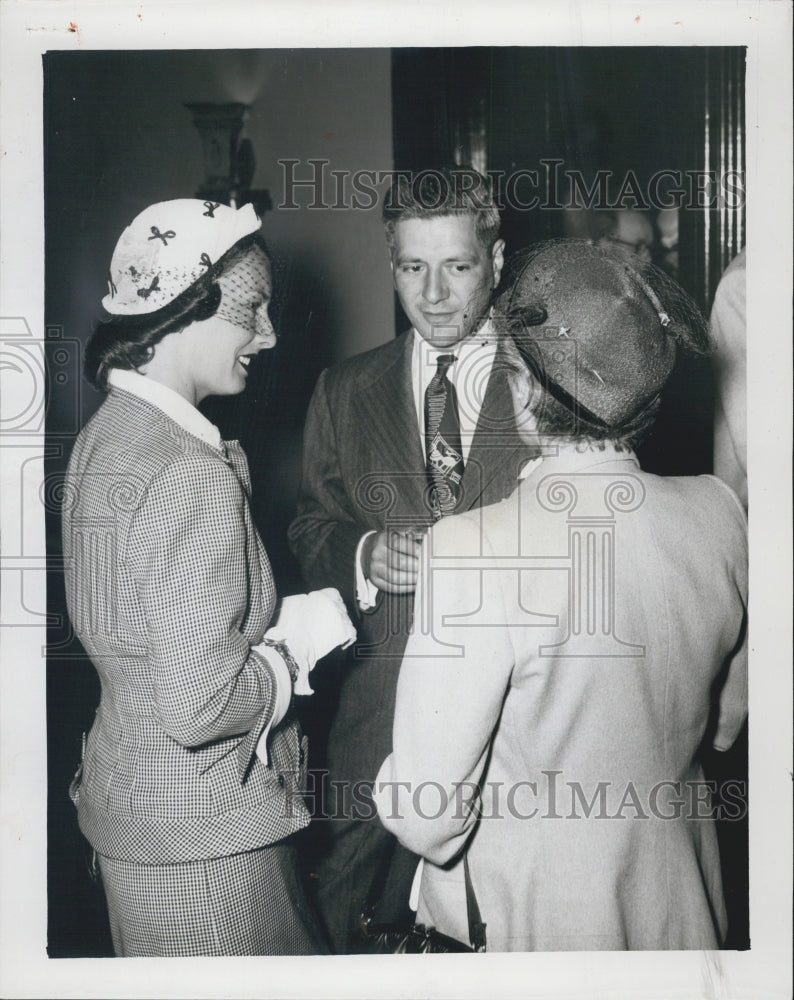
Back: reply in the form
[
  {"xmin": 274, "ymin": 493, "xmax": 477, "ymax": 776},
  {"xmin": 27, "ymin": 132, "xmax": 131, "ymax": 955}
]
[{"xmin": 362, "ymin": 528, "xmax": 426, "ymax": 594}]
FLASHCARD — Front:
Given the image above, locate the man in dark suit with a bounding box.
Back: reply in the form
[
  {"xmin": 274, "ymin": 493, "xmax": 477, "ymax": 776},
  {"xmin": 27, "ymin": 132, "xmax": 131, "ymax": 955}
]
[{"xmin": 288, "ymin": 168, "xmax": 537, "ymax": 952}]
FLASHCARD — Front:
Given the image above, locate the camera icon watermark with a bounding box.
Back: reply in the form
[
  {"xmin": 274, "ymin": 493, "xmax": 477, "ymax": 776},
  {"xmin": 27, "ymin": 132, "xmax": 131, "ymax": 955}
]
[
  {"xmin": 0, "ymin": 318, "xmax": 84, "ymax": 438},
  {"xmin": 0, "ymin": 317, "xmax": 46, "ymax": 434},
  {"xmin": 1, "ymin": 317, "xmax": 84, "ymax": 639}
]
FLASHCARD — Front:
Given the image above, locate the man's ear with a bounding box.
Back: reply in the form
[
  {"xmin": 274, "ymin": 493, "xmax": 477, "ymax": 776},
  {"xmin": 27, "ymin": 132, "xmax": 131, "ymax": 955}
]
[{"xmin": 491, "ymin": 239, "xmax": 506, "ymax": 287}]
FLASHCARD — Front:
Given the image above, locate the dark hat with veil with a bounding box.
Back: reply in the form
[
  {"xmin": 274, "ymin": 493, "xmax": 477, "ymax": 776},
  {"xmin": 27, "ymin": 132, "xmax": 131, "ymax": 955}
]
[{"xmin": 492, "ymin": 239, "xmax": 711, "ymax": 435}]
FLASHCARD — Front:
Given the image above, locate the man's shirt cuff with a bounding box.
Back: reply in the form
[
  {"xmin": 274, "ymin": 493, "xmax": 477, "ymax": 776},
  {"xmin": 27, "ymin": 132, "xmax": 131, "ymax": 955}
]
[{"xmin": 355, "ymin": 530, "xmax": 380, "ymax": 610}]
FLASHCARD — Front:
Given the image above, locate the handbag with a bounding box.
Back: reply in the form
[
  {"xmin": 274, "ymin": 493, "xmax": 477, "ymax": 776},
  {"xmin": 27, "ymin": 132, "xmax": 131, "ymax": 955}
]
[{"xmin": 357, "ymin": 847, "xmax": 486, "ymax": 954}]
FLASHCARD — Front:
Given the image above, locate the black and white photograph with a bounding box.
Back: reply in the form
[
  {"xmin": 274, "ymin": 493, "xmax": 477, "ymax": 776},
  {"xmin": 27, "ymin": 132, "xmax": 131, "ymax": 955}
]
[{"xmin": 0, "ymin": 2, "xmax": 791, "ymax": 998}]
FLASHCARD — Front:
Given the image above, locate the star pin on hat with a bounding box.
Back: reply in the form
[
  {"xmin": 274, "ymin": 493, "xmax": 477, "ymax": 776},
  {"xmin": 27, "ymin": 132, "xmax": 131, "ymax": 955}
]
[
  {"xmin": 493, "ymin": 239, "xmax": 711, "ymax": 430},
  {"xmin": 102, "ymin": 199, "xmax": 261, "ymax": 316}
]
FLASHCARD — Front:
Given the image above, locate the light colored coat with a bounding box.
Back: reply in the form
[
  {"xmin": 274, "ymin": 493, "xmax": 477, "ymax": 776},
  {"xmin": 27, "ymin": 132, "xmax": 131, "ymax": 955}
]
[
  {"xmin": 287, "ymin": 329, "xmax": 537, "ymax": 948},
  {"xmin": 377, "ymin": 445, "xmax": 747, "ymax": 951}
]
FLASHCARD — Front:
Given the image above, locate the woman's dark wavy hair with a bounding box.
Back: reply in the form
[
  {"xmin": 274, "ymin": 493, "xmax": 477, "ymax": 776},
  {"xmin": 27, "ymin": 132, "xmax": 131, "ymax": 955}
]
[{"xmin": 85, "ymin": 233, "xmax": 264, "ymax": 392}]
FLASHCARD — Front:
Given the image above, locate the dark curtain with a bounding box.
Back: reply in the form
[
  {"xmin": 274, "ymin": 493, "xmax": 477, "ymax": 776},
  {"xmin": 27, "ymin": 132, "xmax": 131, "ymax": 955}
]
[{"xmin": 679, "ymin": 47, "xmax": 746, "ymax": 306}]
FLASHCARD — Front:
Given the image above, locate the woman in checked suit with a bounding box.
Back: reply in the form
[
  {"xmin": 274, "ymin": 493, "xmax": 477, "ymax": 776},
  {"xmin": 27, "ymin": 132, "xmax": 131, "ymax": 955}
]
[{"xmin": 62, "ymin": 199, "xmax": 354, "ymax": 956}]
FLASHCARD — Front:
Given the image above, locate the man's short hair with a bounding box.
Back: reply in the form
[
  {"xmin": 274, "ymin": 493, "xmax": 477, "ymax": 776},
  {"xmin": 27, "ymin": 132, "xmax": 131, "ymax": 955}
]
[{"xmin": 382, "ymin": 166, "xmax": 501, "ymax": 254}]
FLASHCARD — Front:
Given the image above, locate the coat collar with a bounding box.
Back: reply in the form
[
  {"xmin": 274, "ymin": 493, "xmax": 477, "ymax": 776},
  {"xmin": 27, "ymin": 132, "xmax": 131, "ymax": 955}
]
[
  {"xmin": 104, "ymin": 381, "xmax": 250, "ymax": 492},
  {"xmin": 520, "ymin": 442, "xmax": 640, "ymax": 483},
  {"xmin": 459, "ymin": 340, "xmax": 540, "ymax": 509},
  {"xmin": 108, "ymin": 367, "xmax": 223, "ymax": 450}
]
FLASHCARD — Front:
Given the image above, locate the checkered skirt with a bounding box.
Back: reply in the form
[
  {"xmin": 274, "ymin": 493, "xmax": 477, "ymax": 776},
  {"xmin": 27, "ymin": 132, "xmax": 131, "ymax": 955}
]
[{"xmin": 98, "ymin": 839, "xmax": 329, "ymax": 956}]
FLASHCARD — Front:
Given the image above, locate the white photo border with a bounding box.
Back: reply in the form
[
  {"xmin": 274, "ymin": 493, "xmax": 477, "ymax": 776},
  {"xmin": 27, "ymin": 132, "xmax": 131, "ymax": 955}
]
[{"xmin": 1, "ymin": 2, "xmax": 791, "ymax": 998}]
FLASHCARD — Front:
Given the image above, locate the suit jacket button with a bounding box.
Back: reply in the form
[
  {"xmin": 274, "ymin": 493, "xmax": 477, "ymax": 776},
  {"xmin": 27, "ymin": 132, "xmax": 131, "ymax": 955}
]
[{"xmin": 278, "ymin": 773, "xmax": 285, "ymax": 788}]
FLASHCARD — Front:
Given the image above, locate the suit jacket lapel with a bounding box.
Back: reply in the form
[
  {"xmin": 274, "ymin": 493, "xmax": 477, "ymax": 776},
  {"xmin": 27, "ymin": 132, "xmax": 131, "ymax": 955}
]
[
  {"xmin": 460, "ymin": 344, "xmax": 537, "ymax": 512},
  {"xmin": 355, "ymin": 333, "xmax": 430, "ymax": 523}
]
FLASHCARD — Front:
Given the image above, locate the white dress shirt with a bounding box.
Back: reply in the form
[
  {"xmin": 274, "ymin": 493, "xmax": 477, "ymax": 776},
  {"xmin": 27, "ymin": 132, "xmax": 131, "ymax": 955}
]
[
  {"xmin": 355, "ymin": 322, "xmax": 499, "ymax": 609},
  {"xmin": 410, "ymin": 321, "xmax": 498, "ymax": 464}
]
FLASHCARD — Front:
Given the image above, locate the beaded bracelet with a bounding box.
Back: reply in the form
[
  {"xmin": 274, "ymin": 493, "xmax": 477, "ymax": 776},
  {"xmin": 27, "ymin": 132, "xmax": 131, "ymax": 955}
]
[{"xmin": 261, "ymin": 637, "xmax": 301, "ymax": 685}]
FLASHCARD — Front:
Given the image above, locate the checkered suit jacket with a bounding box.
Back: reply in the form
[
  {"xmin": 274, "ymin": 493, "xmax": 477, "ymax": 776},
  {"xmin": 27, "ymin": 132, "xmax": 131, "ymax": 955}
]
[{"xmin": 63, "ymin": 389, "xmax": 309, "ymax": 864}]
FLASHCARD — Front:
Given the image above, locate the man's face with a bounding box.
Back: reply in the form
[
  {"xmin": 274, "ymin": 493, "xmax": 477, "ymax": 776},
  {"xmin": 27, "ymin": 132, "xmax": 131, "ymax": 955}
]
[{"xmin": 390, "ymin": 215, "xmax": 505, "ymax": 347}]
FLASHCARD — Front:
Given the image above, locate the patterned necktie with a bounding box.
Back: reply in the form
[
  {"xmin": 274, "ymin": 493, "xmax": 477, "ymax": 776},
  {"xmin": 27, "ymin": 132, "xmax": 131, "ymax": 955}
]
[{"xmin": 424, "ymin": 354, "xmax": 465, "ymax": 519}]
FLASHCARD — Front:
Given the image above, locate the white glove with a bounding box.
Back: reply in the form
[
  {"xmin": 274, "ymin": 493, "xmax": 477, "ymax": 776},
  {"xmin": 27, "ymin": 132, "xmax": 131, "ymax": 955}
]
[{"xmin": 265, "ymin": 588, "xmax": 356, "ymax": 695}]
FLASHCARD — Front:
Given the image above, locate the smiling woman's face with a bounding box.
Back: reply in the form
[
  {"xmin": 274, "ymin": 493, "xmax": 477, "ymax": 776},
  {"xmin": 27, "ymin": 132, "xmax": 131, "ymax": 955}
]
[{"xmin": 184, "ymin": 245, "xmax": 276, "ymax": 404}]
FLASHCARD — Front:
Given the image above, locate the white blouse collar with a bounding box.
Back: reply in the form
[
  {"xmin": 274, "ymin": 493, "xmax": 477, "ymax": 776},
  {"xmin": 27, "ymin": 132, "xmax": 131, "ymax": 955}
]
[{"xmin": 108, "ymin": 368, "xmax": 223, "ymax": 451}]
